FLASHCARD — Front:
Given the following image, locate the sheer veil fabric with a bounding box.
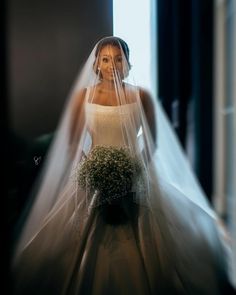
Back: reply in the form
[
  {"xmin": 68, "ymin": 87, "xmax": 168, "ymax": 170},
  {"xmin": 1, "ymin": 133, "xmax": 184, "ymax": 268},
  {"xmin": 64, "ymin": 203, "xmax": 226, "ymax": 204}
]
[{"xmin": 12, "ymin": 37, "xmax": 230, "ymax": 294}]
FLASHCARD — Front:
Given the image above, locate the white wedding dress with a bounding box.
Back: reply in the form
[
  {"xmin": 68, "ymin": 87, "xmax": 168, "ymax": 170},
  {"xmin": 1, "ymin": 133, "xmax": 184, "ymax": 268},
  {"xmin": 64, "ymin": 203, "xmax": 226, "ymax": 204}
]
[{"xmin": 13, "ymin": 102, "xmax": 228, "ymax": 295}]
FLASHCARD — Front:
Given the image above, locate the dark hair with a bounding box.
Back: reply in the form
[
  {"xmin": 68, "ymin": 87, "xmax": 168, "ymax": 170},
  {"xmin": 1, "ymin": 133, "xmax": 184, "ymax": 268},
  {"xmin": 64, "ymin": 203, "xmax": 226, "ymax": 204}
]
[{"xmin": 95, "ymin": 36, "xmax": 131, "ymax": 69}]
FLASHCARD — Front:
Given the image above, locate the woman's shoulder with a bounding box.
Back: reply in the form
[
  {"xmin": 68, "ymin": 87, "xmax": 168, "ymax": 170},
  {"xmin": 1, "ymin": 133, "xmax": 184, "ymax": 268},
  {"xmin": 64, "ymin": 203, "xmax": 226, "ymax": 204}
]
[
  {"xmin": 73, "ymin": 87, "xmax": 87, "ymax": 100},
  {"xmin": 70, "ymin": 88, "xmax": 87, "ymax": 112},
  {"xmin": 123, "ymin": 82, "xmax": 149, "ymax": 94},
  {"xmin": 138, "ymin": 87, "xmax": 154, "ymax": 111},
  {"xmin": 123, "ymin": 83, "xmax": 152, "ymax": 103},
  {"xmin": 139, "ymin": 86, "xmax": 151, "ymax": 97}
]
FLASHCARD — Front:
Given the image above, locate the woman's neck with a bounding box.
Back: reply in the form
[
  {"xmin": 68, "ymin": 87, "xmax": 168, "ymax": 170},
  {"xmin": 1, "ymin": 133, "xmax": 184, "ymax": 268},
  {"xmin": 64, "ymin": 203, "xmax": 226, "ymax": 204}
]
[{"xmin": 99, "ymin": 80, "xmax": 123, "ymax": 91}]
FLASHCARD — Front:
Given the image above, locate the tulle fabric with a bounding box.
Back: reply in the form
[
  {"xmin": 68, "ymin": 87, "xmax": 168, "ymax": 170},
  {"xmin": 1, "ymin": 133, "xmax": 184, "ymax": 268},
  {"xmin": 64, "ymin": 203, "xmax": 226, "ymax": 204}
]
[{"xmin": 11, "ymin": 36, "xmax": 229, "ymax": 294}]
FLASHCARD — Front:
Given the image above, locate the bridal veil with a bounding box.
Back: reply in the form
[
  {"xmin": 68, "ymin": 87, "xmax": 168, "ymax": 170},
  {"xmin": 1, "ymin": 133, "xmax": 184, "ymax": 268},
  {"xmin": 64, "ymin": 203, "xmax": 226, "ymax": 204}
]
[{"xmin": 11, "ymin": 36, "xmax": 229, "ymax": 294}]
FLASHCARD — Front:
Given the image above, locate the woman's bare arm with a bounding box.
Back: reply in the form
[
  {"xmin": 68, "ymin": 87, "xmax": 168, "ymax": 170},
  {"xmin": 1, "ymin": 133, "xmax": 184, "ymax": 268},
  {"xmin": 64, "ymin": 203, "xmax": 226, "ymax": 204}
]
[
  {"xmin": 69, "ymin": 88, "xmax": 86, "ymax": 157},
  {"xmin": 139, "ymin": 88, "xmax": 157, "ymax": 147}
]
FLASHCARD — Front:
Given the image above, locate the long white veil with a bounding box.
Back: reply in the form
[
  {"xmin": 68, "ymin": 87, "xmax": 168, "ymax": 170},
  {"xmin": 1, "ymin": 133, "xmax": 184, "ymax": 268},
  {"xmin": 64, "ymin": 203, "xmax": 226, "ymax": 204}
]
[{"xmin": 11, "ymin": 36, "xmax": 227, "ymax": 295}]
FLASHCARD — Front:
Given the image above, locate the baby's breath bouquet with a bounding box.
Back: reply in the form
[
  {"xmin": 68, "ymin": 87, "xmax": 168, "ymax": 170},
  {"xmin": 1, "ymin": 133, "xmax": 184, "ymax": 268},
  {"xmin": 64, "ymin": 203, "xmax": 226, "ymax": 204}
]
[{"xmin": 77, "ymin": 145, "xmax": 143, "ymax": 205}]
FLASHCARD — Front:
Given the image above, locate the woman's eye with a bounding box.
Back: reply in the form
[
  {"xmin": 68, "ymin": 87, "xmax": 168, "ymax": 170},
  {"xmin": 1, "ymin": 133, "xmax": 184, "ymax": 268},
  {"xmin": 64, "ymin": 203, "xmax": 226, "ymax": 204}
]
[
  {"xmin": 116, "ymin": 57, "xmax": 122, "ymax": 63},
  {"xmin": 102, "ymin": 57, "xmax": 109, "ymax": 63}
]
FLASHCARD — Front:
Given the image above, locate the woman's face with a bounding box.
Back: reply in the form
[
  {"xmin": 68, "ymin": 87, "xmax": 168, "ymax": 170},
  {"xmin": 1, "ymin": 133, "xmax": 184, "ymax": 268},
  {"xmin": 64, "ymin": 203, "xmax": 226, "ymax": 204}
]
[{"xmin": 98, "ymin": 45, "xmax": 125, "ymax": 81}]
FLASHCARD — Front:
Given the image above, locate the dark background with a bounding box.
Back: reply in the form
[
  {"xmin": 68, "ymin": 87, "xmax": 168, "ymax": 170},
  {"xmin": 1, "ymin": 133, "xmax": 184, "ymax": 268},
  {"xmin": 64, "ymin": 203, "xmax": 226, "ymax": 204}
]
[
  {"xmin": 6, "ymin": 0, "xmax": 113, "ymax": 227},
  {"xmin": 2, "ymin": 0, "xmax": 113, "ymax": 293},
  {"xmin": 158, "ymin": 0, "xmax": 214, "ymax": 200},
  {"xmin": 2, "ymin": 0, "xmax": 233, "ymax": 294}
]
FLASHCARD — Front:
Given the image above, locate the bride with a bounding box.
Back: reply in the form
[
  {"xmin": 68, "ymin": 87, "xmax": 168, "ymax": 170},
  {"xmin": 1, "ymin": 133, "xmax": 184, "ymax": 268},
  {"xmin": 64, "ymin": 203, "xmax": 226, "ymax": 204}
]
[{"xmin": 11, "ymin": 36, "xmax": 231, "ymax": 294}]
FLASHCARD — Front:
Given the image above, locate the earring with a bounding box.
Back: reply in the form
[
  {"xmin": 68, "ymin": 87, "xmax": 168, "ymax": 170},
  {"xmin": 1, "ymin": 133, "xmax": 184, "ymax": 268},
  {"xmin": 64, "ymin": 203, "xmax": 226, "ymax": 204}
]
[{"xmin": 97, "ymin": 67, "xmax": 101, "ymax": 71}]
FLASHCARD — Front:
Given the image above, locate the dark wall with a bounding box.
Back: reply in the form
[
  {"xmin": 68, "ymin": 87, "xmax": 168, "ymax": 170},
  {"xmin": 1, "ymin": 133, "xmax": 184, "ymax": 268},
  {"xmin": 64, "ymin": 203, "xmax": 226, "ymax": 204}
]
[
  {"xmin": 5, "ymin": 2, "xmax": 113, "ymax": 287},
  {"xmin": 191, "ymin": 0, "xmax": 213, "ymax": 200},
  {"xmin": 158, "ymin": 0, "xmax": 192, "ymax": 148},
  {"xmin": 2, "ymin": 0, "xmax": 10, "ymax": 292},
  {"xmin": 6, "ymin": 0, "xmax": 113, "ymax": 227},
  {"xmin": 158, "ymin": 0, "xmax": 214, "ymax": 200},
  {"xmin": 8, "ymin": 0, "xmax": 113, "ymax": 139}
]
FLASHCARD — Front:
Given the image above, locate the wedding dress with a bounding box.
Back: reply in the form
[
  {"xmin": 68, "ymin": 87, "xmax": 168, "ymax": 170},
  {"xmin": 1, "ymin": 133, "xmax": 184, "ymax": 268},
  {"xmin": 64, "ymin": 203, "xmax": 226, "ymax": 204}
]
[
  {"xmin": 11, "ymin": 37, "xmax": 231, "ymax": 294},
  {"xmin": 12, "ymin": 101, "xmax": 228, "ymax": 294}
]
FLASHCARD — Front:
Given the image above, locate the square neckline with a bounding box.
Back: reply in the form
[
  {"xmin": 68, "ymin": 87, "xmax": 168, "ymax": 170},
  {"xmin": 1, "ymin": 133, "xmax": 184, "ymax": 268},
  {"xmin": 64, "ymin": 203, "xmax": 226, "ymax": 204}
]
[{"xmin": 86, "ymin": 102, "xmax": 138, "ymax": 108}]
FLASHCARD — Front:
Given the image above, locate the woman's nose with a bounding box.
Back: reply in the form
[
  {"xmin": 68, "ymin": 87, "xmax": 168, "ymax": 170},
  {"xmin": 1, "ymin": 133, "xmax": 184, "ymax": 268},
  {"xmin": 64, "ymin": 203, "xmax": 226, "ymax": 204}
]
[{"xmin": 108, "ymin": 62, "xmax": 114, "ymax": 70}]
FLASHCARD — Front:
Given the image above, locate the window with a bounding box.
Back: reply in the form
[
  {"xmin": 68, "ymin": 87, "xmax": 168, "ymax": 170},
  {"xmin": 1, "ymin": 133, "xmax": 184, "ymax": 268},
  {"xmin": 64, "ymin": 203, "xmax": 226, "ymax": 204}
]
[{"xmin": 113, "ymin": 0, "xmax": 157, "ymax": 96}]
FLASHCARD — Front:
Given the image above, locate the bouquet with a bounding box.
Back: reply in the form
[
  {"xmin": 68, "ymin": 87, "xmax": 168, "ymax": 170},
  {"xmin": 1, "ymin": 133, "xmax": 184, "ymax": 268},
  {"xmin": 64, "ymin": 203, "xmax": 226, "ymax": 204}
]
[{"xmin": 77, "ymin": 145, "xmax": 143, "ymax": 206}]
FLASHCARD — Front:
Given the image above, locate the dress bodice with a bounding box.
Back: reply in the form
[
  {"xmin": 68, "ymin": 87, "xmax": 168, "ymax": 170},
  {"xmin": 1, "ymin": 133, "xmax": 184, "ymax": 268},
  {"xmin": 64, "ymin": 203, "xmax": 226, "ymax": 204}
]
[{"xmin": 85, "ymin": 102, "xmax": 140, "ymax": 148}]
